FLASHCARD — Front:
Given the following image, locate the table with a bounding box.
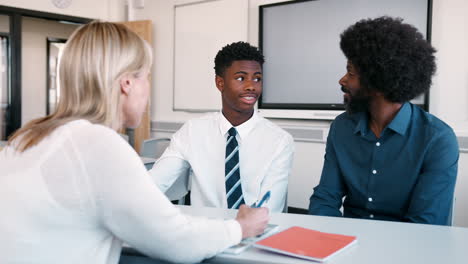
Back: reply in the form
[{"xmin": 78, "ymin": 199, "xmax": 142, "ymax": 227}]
[
  {"xmin": 179, "ymin": 205, "xmax": 468, "ymax": 264},
  {"xmin": 124, "ymin": 205, "xmax": 468, "ymax": 264}
]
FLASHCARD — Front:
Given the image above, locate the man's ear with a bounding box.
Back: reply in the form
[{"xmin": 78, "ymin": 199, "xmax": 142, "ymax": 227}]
[
  {"xmin": 215, "ymin": 75, "xmax": 224, "ymax": 92},
  {"xmin": 120, "ymin": 75, "xmax": 132, "ymax": 95}
]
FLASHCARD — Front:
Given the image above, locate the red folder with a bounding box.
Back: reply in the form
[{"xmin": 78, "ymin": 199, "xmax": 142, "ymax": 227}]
[{"xmin": 254, "ymin": 226, "xmax": 357, "ymax": 262}]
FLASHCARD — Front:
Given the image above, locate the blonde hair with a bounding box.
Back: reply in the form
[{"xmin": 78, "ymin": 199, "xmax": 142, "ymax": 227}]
[{"xmin": 8, "ymin": 21, "xmax": 152, "ymax": 152}]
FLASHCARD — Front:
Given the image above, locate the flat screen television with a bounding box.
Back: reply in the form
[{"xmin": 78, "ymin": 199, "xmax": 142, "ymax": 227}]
[{"xmin": 258, "ymin": 0, "xmax": 432, "ymax": 120}]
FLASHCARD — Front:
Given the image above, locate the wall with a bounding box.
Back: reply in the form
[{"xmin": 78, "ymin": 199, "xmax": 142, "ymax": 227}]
[
  {"xmin": 0, "ymin": 13, "xmax": 8, "ymax": 31},
  {"xmin": 430, "ymin": 0, "xmax": 468, "ymax": 226},
  {"xmin": 0, "ymin": 0, "xmax": 110, "ymax": 20},
  {"xmin": 128, "ymin": 0, "xmax": 327, "ymax": 211},
  {"xmin": 6, "ymin": 0, "xmax": 468, "ymax": 227},
  {"xmin": 129, "ymin": 0, "xmax": 200, "ymax": 124},
  {"xmin": 132, "ymin": 0, "xmax": 468, "ymax": 227},
  {"xmin": 127, "ymin": 0, "xmax": 468, "ymax": 127},
  {"xmin": 0, "ymin": 0, "xmax": 126, "ymax": 125},
  {"xmin": 430, "ymin": 0, "xmax": 468, "ymax": 131},
  {"xmin": 21, "ymin": 16, "xmax": 78, "ymax": 124}
]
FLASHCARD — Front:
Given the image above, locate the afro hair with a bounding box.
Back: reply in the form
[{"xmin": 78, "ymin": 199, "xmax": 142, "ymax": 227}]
[
  {"xmin": 340, "ymin": 16, "xmax": 436, "ymax": 103},
  {"xmin": 214, "ymin": 41, "xmax": 264, "ymax": 76}
]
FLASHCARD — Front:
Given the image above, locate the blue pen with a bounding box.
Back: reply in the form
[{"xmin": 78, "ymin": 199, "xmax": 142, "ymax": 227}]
[{"xmin": 254, "ymin": 191, "xmax": 271, "ymax": 208}]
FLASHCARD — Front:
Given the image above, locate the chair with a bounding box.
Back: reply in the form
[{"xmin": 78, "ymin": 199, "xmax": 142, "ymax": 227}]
[
  {"xmin": 164, "ymin": 169, "xmax": 190, "ymax": 205},
  {"xmin": 283, "ymin": 194, "xmax": 288, "ymax": 213},
  {"xmin": 141, "ymin": 157, "xmax": 157, "ymax": 170},
  {"xmin": 447, "ymin": 196, "xmax": 456, "ymax": 226},
  {"xmin": 140, "ymin": 138, "xmax": 171, "ymax": 160},
  {"xmin": 140, "ymin": 137, "xmax": 190, "ymax": 205},
  {"xmin": 0, "ymin": 140, "xmax": 6, "ymax": 151},
  {"xmin": 119, "ymin": 133, "xmax": 130, "ymax": 143},
  {"xmin": 119, "ymin": 255, "xmax": 173, "ymax": 264}
]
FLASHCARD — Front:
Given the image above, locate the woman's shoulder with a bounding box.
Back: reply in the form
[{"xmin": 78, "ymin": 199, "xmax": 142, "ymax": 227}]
[
  {"xmin": 62, "ymin": 119, "xmax": 129, "ymax": 151},
  {"xmin": 64, "ymin": 120, "xmax": 118, "ymax": 139}
]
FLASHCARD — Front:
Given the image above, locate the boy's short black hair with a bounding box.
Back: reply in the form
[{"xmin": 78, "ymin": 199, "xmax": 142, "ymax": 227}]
[{"xmin": 214, "ymin": 41, "xmax": 264, "ymax": 76}]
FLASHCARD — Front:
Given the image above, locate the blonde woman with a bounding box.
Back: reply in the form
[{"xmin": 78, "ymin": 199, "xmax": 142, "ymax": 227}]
[{"xmin": 0, "ymin": 21, "xmax": 268, "ymax": 264}]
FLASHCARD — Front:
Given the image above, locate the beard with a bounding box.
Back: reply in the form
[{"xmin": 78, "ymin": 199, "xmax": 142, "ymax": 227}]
[{"xmin": 341, "ymin": 86, "xmax": 371, "ymax": 114}]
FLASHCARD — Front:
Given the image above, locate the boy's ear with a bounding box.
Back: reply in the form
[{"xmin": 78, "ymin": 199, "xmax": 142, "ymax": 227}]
[
  {"xmin": 215, "ymin": 75, "xmax": 224, "ymax": 92},
  {"xmin": 120, "ymin": 76, "xmax": 132, "ymax": 95}
]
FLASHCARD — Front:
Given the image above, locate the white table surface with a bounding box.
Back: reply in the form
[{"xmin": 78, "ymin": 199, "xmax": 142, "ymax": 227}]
[{"xmin": 175, "ymin": 205, "xmax": 468, "ymax": 264}]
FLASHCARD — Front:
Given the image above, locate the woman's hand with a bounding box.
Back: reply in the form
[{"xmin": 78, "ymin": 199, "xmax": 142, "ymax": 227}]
[{"xmin": 235, "ymin": 204, "xmax": 270, "ymax": 239}]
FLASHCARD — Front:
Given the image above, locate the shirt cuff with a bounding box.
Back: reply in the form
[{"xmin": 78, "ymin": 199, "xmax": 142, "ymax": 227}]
[{"xmin": 225, "ymin": 219, "xmax": 242, "ymax": 245}]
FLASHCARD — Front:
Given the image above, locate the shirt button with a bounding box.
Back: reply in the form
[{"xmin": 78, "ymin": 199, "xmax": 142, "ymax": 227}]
[
  {"xmin": 376, "ymin": 142, "xmax": 381, "ymax": 146},
  {"xmin": 370, "ymin": 214, "xmax": 374, "ymax": 218},
  {"xmin": 368, "ymin": 197, "xmax": 373, "ymax": 202},
  {"xmin": 372, "ymin": 170, "xmax": 377, "ymax": 174}
]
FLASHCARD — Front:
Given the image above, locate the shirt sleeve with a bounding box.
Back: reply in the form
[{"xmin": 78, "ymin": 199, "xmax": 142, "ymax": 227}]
[
  {"xmin": 76, "ymin": 126, "xmax": 241, "ymax": 263},
  {"xmin": 309, "ymin": 121, "xmax": 345, "ymax": 217},
  {"xmin": 404, "ymin": 127, "xmax": 459, "ymax": 225},
  {"xmin": 258, "ymin": 133, "xmax": 295, "ymax": 213},
  {"xmin": 149, "ymin": 123, "xmax": 191, "ymax": 193}
]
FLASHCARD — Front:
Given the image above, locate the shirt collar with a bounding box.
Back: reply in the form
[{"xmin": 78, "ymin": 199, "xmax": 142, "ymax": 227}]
[
  {"xmin": 218, "ymin": 111, "xmax": 259, "ymax": 140},
  {"xmin": 353, "ymin": 102, "xmax": 412, "ymax": 136},
  {"xmin": 353, "ymin": 112, "xmax": 369, "ymax": 135},
  {"xmin": 387, "ymin": 102, "xmax": 412, "ymax": 136}
]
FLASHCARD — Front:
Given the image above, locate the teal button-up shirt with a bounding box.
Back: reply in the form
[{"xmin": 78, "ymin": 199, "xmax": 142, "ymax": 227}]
[{"xmin": 309, "ymin": 103, "xmax": 459, "ymax": 225}]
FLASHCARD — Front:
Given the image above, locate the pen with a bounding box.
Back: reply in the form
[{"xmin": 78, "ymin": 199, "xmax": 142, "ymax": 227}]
[{"xmin": 254, "ymin": 191, "xmax": 271, "ymax": 208}]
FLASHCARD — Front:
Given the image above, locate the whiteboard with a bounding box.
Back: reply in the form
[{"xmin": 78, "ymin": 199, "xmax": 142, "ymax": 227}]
[{"xmin": 173, "ymin": 0, "xmax": 248, "ymax": 112}]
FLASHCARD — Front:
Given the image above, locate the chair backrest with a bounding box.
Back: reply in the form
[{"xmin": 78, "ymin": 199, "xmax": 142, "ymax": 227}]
[
  {"xmin": 447, "ymin": 196, "xmax": 456, "ymax": 226},
  {"xmin": 140, "ymin": 157, "xmax": 157, "ymax": 170},
  {"xmin": 283, "ymin": 193, "xmax": 288, "ymax": 213},
  {"xmin": 140, "ymin": 137, "xmax": 189, "ymax": 204},
  {"xmin": 119, "ymin": 133, "xmax": 129, "ymax": 143},
  {"xmin": 164, "ymin": 169, "xmax": 190, "ymax": 205},
  {"xmin": 140, "ymin": 138, "xmax": 171, "ymax": 159},
  {"xmin": 141, "ymin": 160, "xmax": 189, "ymax": 205}
]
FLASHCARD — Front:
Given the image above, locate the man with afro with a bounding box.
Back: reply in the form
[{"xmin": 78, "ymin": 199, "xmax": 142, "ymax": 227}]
[
  {"xmin": 150, "ymin": 42, "xmax": 294, "ymax": 213},
  {"xmin": 309, "ymin": 16, "xmax": 459, "ymax": 225}
]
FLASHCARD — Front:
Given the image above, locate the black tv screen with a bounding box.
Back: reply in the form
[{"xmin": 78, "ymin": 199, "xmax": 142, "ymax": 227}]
[{"xmin": 258, "ymin": 0, "xmax": 432, "ymax": 119}]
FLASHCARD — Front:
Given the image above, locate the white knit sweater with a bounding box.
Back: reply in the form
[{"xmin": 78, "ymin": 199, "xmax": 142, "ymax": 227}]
[{"xmin": 0, "ymin": 120, "xmax": 241, "ymax": 264}]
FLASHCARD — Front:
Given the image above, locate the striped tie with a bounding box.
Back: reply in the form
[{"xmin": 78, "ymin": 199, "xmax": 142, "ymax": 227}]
[{"xmin": 225, "ymin": 127, "xmax": 245, "ymax": 209}]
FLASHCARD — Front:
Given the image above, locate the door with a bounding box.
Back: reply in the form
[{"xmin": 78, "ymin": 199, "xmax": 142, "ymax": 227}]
[
  {"xmin": 120, "ymin": 20, "xmax": 152, "ymax": 154},
  {"xmin": 0, "ymin": 14, "xmax": 9, "ymax": 140}
]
